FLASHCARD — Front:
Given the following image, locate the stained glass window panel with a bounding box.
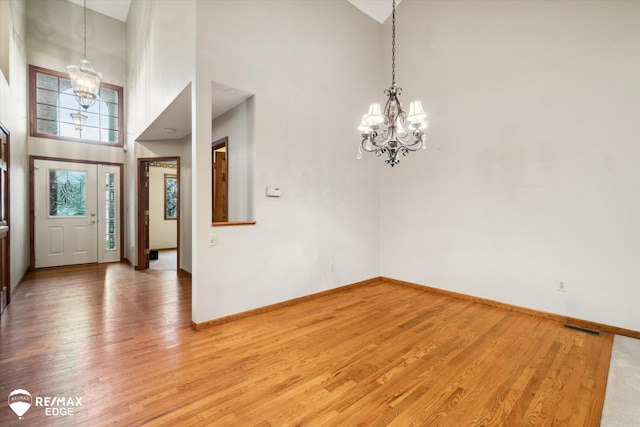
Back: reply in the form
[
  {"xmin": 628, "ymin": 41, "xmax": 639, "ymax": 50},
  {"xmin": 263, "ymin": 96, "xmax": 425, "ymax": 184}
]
[
  {"xmin": 100, "ymin": 87, "xmax": 118, "ymax": 104},
  {"xmin": 36, "ymin": 88, "xmax": 58, "ymax": 106},
  {"xmin": 36, "ymin": 72, "xmax": 58, "ymax": 91},
  {"xmin": 49, "ymin": 170, "xmax": 87, "ymax": 217}
]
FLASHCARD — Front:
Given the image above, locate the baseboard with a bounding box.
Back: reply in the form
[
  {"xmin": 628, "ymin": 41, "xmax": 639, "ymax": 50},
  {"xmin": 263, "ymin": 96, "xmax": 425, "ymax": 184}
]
[
  {"xmin": 11, "ymin": 267, "xmax": 30, "ymax": 299},
  {"xmin": 191, "ymin": 275, "xmax": 640, "ymax": 339},
  {"xmin": 383, "ymin": 277, "xmax": 640, "ymax": 340},
  {"xmin": 191, "ymin": 277, "xmax": 384, "ymax": 331},
  {"xmin": 178, "ymin": 268, "xmax": 191, "ymax": 277}
]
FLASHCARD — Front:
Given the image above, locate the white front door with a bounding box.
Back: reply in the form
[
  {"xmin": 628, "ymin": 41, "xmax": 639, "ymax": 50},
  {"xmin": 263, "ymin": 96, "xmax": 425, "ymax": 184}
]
[{"xmin": 35, "ymin": 160, "xmax": 98, "ymax": 268}]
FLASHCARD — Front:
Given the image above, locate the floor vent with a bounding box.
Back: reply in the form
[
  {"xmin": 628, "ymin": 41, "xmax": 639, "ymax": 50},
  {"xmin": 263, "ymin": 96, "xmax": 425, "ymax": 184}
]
[{"xmin": 563, "ymin": 324, "xmax": 601, "ymax": 336}]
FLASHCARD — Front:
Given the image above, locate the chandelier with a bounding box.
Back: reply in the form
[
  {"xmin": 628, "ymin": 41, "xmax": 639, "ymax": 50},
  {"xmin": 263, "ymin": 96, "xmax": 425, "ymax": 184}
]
[
  {"xmin": 357, "ymin": 0, "xmax": 428, "ymax": 167},
  {"xmin": 66, "ymin": 0, "xmax": 102, "ymax": 113}
]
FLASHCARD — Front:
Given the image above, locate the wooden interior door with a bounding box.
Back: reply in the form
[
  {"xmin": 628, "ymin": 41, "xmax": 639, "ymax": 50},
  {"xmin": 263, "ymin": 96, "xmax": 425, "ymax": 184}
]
[
  {"xmin": 0, "ymin": 121, "xmax": 9, "ymax": 316},
  {"xmin": 213, "ymin": 151, "xmax": 228, "ymax": 222},
  {"xmin": 137, "ymin": 160, "xmax": 150, "ymax": 269}
]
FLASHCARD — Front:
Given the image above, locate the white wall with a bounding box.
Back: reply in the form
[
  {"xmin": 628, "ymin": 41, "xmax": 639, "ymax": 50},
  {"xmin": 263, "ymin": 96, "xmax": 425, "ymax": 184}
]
[
  {"xmin": 126, "ymin": 0, "xmax": 195, "ymax": 266},
  {"xmin": 148, "ymin": 163, "xmax": 177, "ymax": 249},
  {"xmin": 191, "ymin": 0, "xmax": 382, "ymax": 323},
  {"xmin": 179, "ymin": 135, "xmax": 192, "ymax": 273},
  {"xmin": 126, "ymin": 0, "xmax": 195, "ymax": 139},
  {"xmin": 26, "ymin": 0, "xmax": 126, "ymax": 86},
  {"xmin": 0, "ymin": 0, "xmax": 29, "ymax": 288},
  {"xmin": 211, "ymin": 98, "xmax": 254, "ymax": 221},
  {"xmin": 380, "ymin": 1, "xmax": 640, "ymax": 331}
]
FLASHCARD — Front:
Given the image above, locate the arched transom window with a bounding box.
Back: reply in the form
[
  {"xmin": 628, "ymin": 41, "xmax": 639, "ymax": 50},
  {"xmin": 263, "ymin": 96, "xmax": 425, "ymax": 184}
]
[{"xmin": 29, "ymin": 65, "xmax": 123, "ymax": 147}]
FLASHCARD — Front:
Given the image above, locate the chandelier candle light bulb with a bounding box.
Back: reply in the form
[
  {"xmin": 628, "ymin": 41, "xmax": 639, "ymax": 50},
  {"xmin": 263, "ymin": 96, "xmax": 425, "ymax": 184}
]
[{"xmin": 357, "ymin": 0, "xmax": 429, "ymax": 166}]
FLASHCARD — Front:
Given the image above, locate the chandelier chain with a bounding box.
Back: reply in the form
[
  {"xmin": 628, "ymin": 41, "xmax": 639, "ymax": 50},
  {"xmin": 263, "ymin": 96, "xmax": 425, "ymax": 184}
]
[
  {"xmin": 391, "ymin": 0, "xmax": 395, "ymax": 86},
  {"xmin": 83, "ymin": 0, "xmax": 87, "ymax": 58}
]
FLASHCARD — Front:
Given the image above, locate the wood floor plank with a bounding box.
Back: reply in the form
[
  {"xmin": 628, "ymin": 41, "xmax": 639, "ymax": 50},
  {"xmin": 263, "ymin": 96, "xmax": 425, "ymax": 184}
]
[{"xmin": 0, "ymin": 264, "xmax": 612, "ymax": 426}]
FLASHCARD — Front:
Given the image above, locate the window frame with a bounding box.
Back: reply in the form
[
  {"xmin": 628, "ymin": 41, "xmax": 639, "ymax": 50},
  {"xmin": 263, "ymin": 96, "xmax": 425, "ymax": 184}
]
[{"xmin": 29, "ymin": 65, "xmax": 124, "ymax": 147}]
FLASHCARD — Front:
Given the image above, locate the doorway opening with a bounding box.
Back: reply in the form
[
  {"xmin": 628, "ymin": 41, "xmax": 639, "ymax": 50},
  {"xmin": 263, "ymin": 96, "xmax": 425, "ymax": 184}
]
[
  {"xmin": 137, "ymin": 157, "xmax": 180, "ymax": 271},
  {"xmin": 212, "ymin": 137, "xmax": 228, "ymax": 223}
]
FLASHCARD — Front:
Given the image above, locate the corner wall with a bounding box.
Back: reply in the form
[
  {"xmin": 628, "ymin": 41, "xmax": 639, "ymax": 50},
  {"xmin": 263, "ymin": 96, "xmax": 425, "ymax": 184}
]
[
  {"xmin": 380, "ymin": 0, "xmax": 640, "ymax": 331},
  {"xmin": 126, "ymin": 0, "xmax": 195, "ymax": 265},
  {"xmin": 191, "ymin": 0, "xmax": 383, "ymax": 323},
  {"xmin": 0, "ymin": 0, "xmax": 29, "ymax": 289}
]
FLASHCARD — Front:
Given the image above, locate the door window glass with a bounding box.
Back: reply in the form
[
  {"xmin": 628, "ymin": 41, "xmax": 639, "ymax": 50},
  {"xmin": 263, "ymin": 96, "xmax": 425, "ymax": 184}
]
[
  {"xmin": 165, "ymin": 175, "xmax": 178, "ymax": 220},
  {"xmin": 49, "ymin": 169, "xmax": 87, "ymax": 217}
]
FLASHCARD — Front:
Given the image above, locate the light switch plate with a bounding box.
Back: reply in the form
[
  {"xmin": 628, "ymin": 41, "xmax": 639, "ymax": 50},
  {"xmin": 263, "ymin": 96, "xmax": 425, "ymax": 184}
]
[{"xmin": 266, "ymin": 186, "xmax": 281, "ymax": 197}]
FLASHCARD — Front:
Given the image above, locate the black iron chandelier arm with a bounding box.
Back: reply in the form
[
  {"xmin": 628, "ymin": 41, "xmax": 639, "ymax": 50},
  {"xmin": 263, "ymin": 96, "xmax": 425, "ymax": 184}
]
[{"xmin": 356, "ymin": 0, "xmax": 428, "ymax": 166}]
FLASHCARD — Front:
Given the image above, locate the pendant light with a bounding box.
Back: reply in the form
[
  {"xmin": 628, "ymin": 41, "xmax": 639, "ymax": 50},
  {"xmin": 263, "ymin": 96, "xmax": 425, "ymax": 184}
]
[
  {"xmin": 357, "ymin": 0, "xmax": 428, "ymax": 167},
  {"xmin": 66, "ymin": 0, "xmax": 103, "ymax": 112}
]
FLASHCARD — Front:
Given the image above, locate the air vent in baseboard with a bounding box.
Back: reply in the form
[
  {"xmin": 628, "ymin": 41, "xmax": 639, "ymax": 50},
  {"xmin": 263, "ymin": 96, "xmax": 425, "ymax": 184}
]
[{"xmin": 563, "ymin": 324, "xmax": 601, "ymax": 336}]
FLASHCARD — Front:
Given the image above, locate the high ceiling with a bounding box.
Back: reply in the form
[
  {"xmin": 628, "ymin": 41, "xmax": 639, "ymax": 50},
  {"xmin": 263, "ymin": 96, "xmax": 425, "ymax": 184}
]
[
  {"xmin": 348, "ymin": 0, "xmax": 401, "ymax": 24},
  {"xmin": 65, "ymin": 0, "xmax": 399, "ymax": 141},
  {"xmin": 66, "ymin": 0, "xmax": 132, "ymax": 22},
  {"xmin": 66, "ymin": 0, "xmax": 400, "ymax": 24}
]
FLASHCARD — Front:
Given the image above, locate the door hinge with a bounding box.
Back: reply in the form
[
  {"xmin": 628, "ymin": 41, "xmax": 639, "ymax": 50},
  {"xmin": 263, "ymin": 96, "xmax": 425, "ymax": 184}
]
[{"xmin": 144, "ymin": 249, "xmax": 150, "ymax": 255}]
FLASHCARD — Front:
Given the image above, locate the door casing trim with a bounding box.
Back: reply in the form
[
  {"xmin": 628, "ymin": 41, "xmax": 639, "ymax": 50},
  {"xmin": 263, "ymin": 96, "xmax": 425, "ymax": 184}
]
[
  {"xmin": 136, "ymin": 157, "xmax": 180, "ymax": 271},
  {"xmin": 29, "ymin": 155, "xmax": 124, "ymax": 270}
]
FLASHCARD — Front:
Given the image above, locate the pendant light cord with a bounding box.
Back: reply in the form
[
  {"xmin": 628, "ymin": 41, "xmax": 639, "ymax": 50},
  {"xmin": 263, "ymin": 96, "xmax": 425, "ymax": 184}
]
[
  {"xmin": 83, "ymin": 0, "xmax": 87, "ymax": 59},
  {"xmin": 391, "ymin": 0, "xmax": 396, "ymax": 86}
]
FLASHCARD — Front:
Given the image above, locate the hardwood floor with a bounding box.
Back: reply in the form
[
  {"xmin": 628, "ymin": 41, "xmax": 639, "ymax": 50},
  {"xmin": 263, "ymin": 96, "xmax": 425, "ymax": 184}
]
[{"xmin": 0, "ymin": 264, "xmax": 612, "ymax": 426}]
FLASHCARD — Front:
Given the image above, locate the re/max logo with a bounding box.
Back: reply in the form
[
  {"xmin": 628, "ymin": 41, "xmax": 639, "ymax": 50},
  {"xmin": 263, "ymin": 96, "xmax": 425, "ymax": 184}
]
[
  {"xmin": 34, "ymin": 396, "xmax": 83, "ymax": 416},
  {"xmin": 35, "ymin": 396, "xmax": 83, "ymax": 407}
]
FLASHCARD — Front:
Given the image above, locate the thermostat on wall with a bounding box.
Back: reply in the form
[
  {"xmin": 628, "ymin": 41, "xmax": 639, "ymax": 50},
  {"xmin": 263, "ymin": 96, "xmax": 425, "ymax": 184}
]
[{"xmin": 266, "ymin": 186, "xmax": 281, "ymax": 197}]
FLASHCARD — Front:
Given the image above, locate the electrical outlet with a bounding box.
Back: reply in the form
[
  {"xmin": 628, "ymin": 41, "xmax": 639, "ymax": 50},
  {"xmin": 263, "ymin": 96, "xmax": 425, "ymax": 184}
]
[
  {"xmin": 330, "ymin": 263, "xmax": 335, "ymax": 272},
  {"xmin": 557, "ymin": 281, "xmax": 567, "ymax": 292}
]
